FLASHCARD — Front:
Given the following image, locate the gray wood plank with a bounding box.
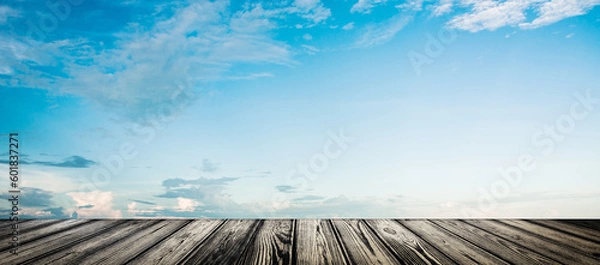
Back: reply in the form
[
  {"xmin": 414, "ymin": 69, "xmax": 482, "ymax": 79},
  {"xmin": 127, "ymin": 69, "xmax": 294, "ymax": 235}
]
[
  {"xmin": 236, "ymin": 219, "xmax": 294, "ymax": 265},
  {"xmin": 499, "ymin": 220, "xmax": 600, "ymax": 258},
  {"xmin": 0, "ymin": 219, "xmax": 67, "ymax": 242},
  {"xmin": 365, "ymin": 219, "xmax": 457, "ymax": 265},
  {"xmin": 399, "ymin": 220, "xmax": 510, "ymax": 265},
  {"xmin": 181, "ymin": 219, "xmax": 263, "ymax": 265},
  {"xmin": 432, "ymin": 220, "xmax": 560, "ymax": 265},
  {"xmin": 0, "ymin": 219, "xmax": 35, "ymax": 230},
  {"xmin": 295, "ymin": 219, "xmax": 348, "ymax": 265},
  {"xmin": 75, "ymin": 220, "xmax": 190, "ymax": 265},
  {"xmin": 0, "ymin": 220, "xmax": 127, "ymax": 264},
  {"xmin": 465, "ymin": 220, "xmax": 599, "ymax": 264},
  {"xmin": 128, "ymin": 219, "xmax": 224, "ymax": 265},
  {"xmin": 330, "ymin": 219, "xmax": 399, "ymax": 264},
  {"xmin": 2, "ymin": 219, "xmax": 596, "ymax": 264},
  {"xmin": 25, "ymin": 220, "xmax": 162, "ymax": 264},
  {"xmin": 559, "ymin": 220, "xmax": 600, "ymax": 232},
  {"xmin": 529, "ymin": 220, "xmax": 600, "ymax": 244},
  {"xmin": 0, "ymin": 219, "xmax": 92, "ymax": 253}
]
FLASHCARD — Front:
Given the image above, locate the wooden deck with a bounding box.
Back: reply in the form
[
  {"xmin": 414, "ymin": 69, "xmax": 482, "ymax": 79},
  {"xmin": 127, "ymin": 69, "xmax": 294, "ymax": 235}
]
[{"xmin": 1, "ymin": 219, "xmax": 599, "ymax": 264}]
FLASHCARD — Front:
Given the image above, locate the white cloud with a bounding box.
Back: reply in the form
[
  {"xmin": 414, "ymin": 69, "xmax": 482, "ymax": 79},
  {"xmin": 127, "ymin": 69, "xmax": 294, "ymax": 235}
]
[
  {"xmin": 3, "ymin": 0, "xmax": 332, "ymax": 123},
  {"xmin": 302, "ymin": 44, "xmax": 320, "ymax": 55},
  {"xmin": 432, "ymin": 0, "xmax": 454, "ymax": 16},
  {"xmin": 127, "ymin": 201, "xmax": 165, "ymax": 215},
  {"xmin": 175, "ymin": 197, "xmax": 200, "ymax": 212},
  {"xmin": 447, "ymin": 0, "xmax": 600, "ymax": 32},
  {"xmin": 303, "ymin": 33, "xmax": 313, "ymax": 40},
  {"xmin": 6, "ymin": 0, "xmax": 293, "ymax": 121},
  {"xmin": 292, "ymin": 0, "xmax": 331, "ymax": 24},
  {"xmin": 226, "ymin": 72, "xmax": 274, "ymax": 80},
  {"xmin": 0, "ymin": 6, "xmax": 19, "ymax": 24},
  {"xmin": 447, "ymin": 0, "xmax": 536, "ymax": 32},
  {"xmin": 396, "ymin": 0, "xmax": 426, "ymax": 11},
  {"xmin": 127, "ymin": 202, "xmax": 137, "ymax": 214},
  {"xmin": 68, "ymin": 191, "xmax": 122, "ymax": 218},
  {"xmin": 520, "ymin": 0, "xmax": 600, "ymax": 29},
  {"xmin": 356, "ymin": 12, "xmax": 414, "ymax": 47},
  {"xmin": 351, "ymin": 0, "xmax": 388, "ymax": 13},
  {"xmin": 342, "ymin": 22, "xmax": 355, "ymax": 30}
]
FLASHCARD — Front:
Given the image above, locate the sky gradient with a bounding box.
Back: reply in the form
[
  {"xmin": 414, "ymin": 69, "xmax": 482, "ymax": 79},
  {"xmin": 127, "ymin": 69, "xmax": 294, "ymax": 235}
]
[{"xmin": 1, "ymin": 0, "xmax": 599, "ymax": 218}]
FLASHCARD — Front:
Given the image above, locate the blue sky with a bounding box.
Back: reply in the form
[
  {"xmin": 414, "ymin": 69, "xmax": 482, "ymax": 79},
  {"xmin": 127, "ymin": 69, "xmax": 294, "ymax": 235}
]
[{"xmin": 1, "ymin": 0, "xmax": 599, "ymax": 218}]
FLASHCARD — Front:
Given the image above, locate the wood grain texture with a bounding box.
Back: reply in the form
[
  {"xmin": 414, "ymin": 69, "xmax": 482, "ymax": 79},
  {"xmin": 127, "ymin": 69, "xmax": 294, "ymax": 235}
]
[
  {"xmin": 365, "ymin": 219, "xmax": 456, "ymax": 265},
  {"xmin": 431, "ymin": 220, "xmax": 559, "ymax": 265},
  {"xmin": 0, "ymin": 220, "xmax": 126, "ymax": 264},
  {"xmin": 0, "ymin": 219, "xmax": 37, "ymax": 230},
  {"xmin": 560, "ymin": 220, "xmax": 600, "ymax": 231},
  {"xmin": 236, "ymin": 219, "xmax": 294, "ymax": 265},
  {"xmin": 498, "ymin": 219, "xmax": 600, "ymax": 259},
  {"xmin": 2, "ymin": 219, "xmax": 598, "ymax": 264},
  {"xmin": 27, "ymin": 220, "xmax": 161, "ymax": 265},
  {"xmin": 529, "ymin": 220, "xmax": 600, "ymax": 244},
  {"xmin": 295, "ymin": 219, "xmax": 348, "ymax": 265},
  {"xmin": 181, "ymin": 219, "xmax": 263, "ymax": 265},
  {"xmin": 465, "ymin": 219, "xmax": 599, "ymax": 264},
  {"xmin": 128, "ymin": 219, "xmax": 225, "ymax": 265},
  {"xmin": 330, "ymin": 219, "xmax": 399, "ymax": 265},
  {"xmin": 77, "ymin": 220, "xmax": 190, "ymax": 265},
  {"xmin": 0, "ymin": 219, "xmax": 77, "ymax": 244},
  {"xmin": 399, "ymin": 220, "xmax": 510, "ymax": 265}
]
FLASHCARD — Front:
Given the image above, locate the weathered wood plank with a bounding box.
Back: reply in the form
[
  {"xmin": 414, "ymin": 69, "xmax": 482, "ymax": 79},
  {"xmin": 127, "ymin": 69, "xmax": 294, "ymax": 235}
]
[
  {"xmin": 465, "ymin": 220, "xmax": 599, "ymax": 264},
  {"xmin": 0, "ymin": 219, "xmax": 92, "ymax": 253},
  {"xmin": 181, "ymin": 219, "xmax": 263, "ymax": 265},
  {"xmin": 330, "ymin": 219, "xmax": 399, "ymax": 264},
  {"xmin": 1, "ymin": 219, "xmax": 597, "ymax": 264},
  {"xmin": 529, "ymin": 220, "xmax": 600, "ymax": 244},
  {"xmin": 295, "ymin": 219, "xmax": 348, "ymax": 265},
  {"xmin": 399, "ymin": 220, "xmax": 510, "ymax": 265},
  {"xmin": 498, "ymin": 220, "xmax": 600, "ymax": 258},
  {"xmin": 0, "ymin": 219, "xmax": 68, "ymax": 242},
  {"xmin": 236, "ymin": 219, "xmax": 294, "ymax": 265},
  {"xmin": 559, "ymin": 220, "xmax": 600, "ymax": 232},
  {"xmin": 432, "ymin": 220, "xmax": 559, "ymax": 265},
  {"xmin": 128, "ymin": 219, "xmax": 225, "ymax": 265},
  {"xmin": 25, "ymin": 220, "xmax": 162, "ymax": 264},
  {"xmin": 75, "ymin": 220, "xmax": 190, "ymax": 265},
  {"xmin": 365, "ymin": 219, "xmax": 456, "ymax": 265},
  {"xmin": 0, "ymin": 219, "xmax": 35, "ymax": 230},
  {"xmin": 0, "ymin": 220, "xmax": 127, "ymax": 264}
]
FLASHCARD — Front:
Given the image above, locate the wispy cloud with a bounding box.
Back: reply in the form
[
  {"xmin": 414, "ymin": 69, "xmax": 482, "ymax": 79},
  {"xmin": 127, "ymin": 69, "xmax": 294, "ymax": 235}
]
[
  {"xmin": 431, "ymin": 0, "xmax": 454, "ymax": 16},
  {"xmin": 447, "ymin": 0, "xmax": 535, "ymax": 32},
  {"xmin": 520, "ymin": 0, "xmax": 600, "ymax": 29},
  {"xmin": 129, "ymin": 199, "xmax": 157, "ymax": 205},
  {"xmin": 447, "ymin": 0, "xmax": 600, "ymax": 32},
  {"xmin": 196, "ymin": 159, "xmax": 220, "ymax": 173},
  {"xmin": 276, "ymin": 185, "xmax": 298, "ymax": 193},
  {"xmin": 351, "ymin": 0, "xmax": 389, "ymax": 14},
  {"xmin": 0, "ymin": 155, "xmax": 96, "ymax": 168},
  {"xmin": 2, "ymin": 0, "xmax": 332, "ymax": 123},
  {"xmin": 342, "ymin": 22, "xmax": 355, "ymax": 30},
  {"xmin": 293, "ymin": 195, "xmax": 326, "ymax": 202},
  {"xmin": 355, "ymin": 11, "xmax": 415, "ymax": 47},
  {"xmin": 0, "ymin": 5, "xmax": 19, "ymax": 24}
]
